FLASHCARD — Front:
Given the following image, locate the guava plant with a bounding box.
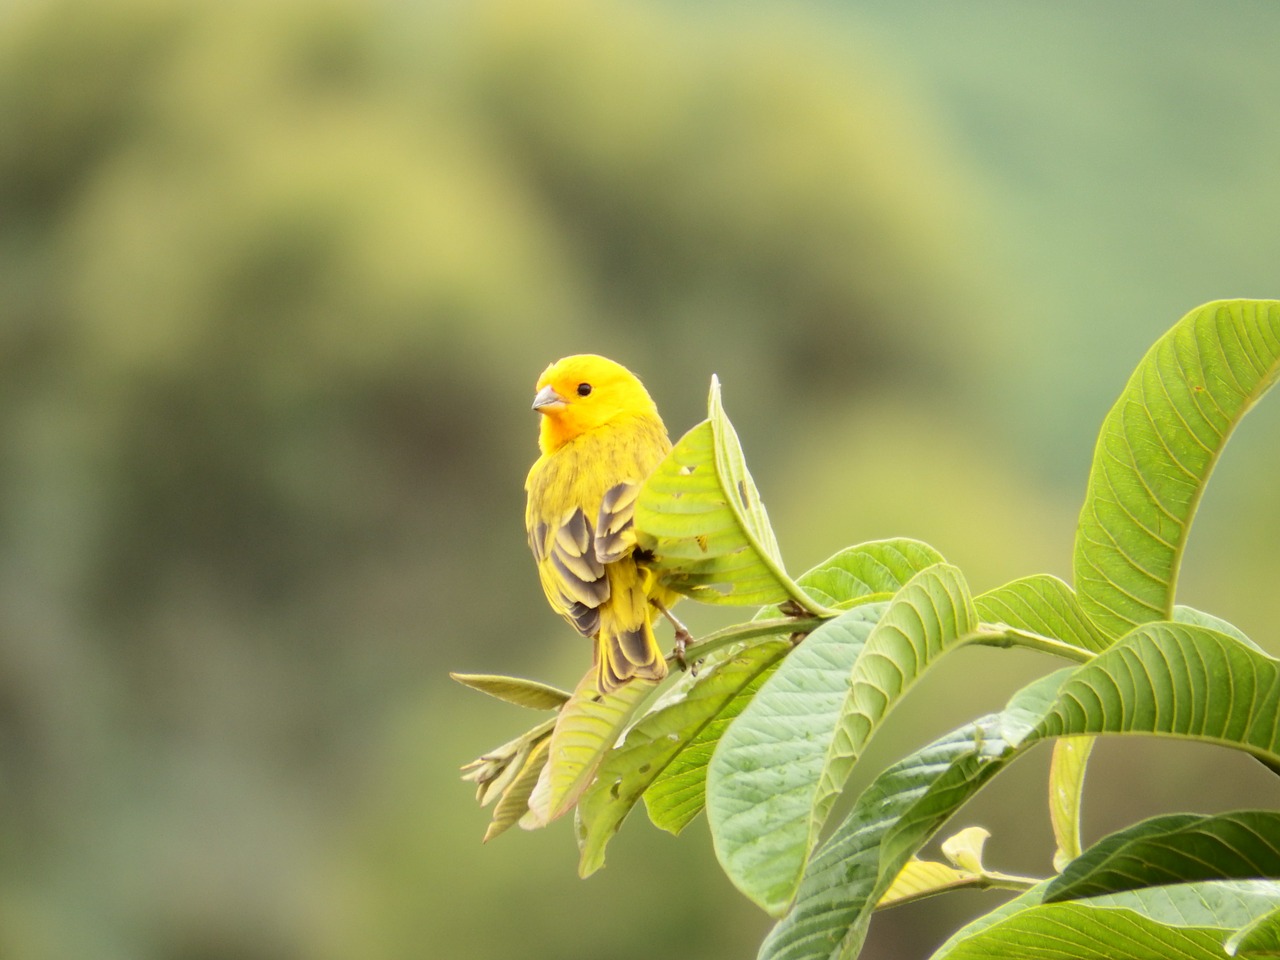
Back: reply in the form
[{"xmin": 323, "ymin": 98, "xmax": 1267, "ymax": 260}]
[{"xmin": 458, "ymin": 299, "xmax": 1280, "ymax": 960}]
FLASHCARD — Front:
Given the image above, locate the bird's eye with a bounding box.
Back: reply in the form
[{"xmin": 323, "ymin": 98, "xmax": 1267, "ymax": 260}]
[{"xmin": 576, "ymin": 383, "xmax": 592, "ymax": 397}]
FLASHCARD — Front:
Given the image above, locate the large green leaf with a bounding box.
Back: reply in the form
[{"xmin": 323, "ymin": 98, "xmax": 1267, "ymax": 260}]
[
  {"xmin": 761, "ymin": 538, "xmax": 947, "ymax": 614},
  {"xmin": 1045, "ymin": 811, "xmax": 1280, "ymax": 902},
  {"xmin": 814, "ymin": 565, "xmax": 978, "ymax": 850},
  {"xmin": 576, "ymin": 638, "xmax": 790, "ymax": 875},
  {"xmin": 758, "ymin": 625, "xmax": 1280, "ymax": 959},
  {"xmin": 635, "ymin": 376, "xmax": 827, "ymax": 613},
  {"xmin": 974, "ymin": 574, "xmax": 1108, "ymax": 653},
  {"xmin": 707, "ymin": 603, "xmax": 886, "ymax": 915},
  {"xmin": 1226, "ymin": 903, "xmax": 1280, "ymax": 956},
  {"xmin": 1073, "ymin": 299, "xmax": 1280, "ymax": 638},
  {"xmin": 706, "ymin": 539, "xmax": 944, "ymax": 851},
  {"xmin": 835, "ymin": 564, "xmax": 977, "ymax": 747},
  {"xmin": 930, "ymin": 880, "xmax": 1280, "ymax": 960},
  {"xmin": 1173, "ymin": 604, "xmax": 1262, "ymax": 650},
  {"xmin": 520, "ymin": 671, "xmax": 657, "ymax": 828},
  {"xmin": 758, "ymin": 672, "xmax": 1069, "ymax": 960},
  {"xmin": 643, "ymin": 651, "xmax": 785, "ymax": 836},
  {"xmin": 713, "ymin": 564, "xmax": 981, "ymax": 915},
  {"xmin": 1034, "ymin": 623, "xmax": 1280, "ymax": 763}
]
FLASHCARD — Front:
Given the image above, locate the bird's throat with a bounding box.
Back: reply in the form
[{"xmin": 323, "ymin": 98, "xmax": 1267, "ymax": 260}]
[{"xmin": 538, "ymin": 412, "xmax": 579, "ymax": 455}]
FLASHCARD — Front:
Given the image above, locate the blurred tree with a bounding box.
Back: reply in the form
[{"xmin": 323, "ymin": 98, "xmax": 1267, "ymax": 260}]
[{"xmin": 0, "ymin": 0, "xmax": 1000, "ymax": 957}]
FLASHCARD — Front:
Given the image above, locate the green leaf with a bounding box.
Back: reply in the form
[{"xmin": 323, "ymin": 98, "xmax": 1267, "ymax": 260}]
[
  {"xmin": 1073, "ymin": 299, "xmax": 1280, "ymax": 639},
  {"xmin": 521, "ymin": 670, "xmax": 657, "ymax": 828},
  {"xmin": 643, "ymin": 652, "xmax": 785, "ymax": 836},
  {"xmin": 576, "ymin": 638, "xmax": 790, "ymax": 876},
  {"xmin": 758, "ymin": 625, "xmax": 1280, "ymax": 959},
  {"xmin": 875, "ymin": 827, "xmax": 1040, "ymax": 908},
  {"xmin": 1045, "ymin": 811, "xmax": 1280, "ymax": 903},
  {"xmin": 814, "ymin": 564, "xmax": 978, "ymax": 843},
  {"xmin": 758, "ymin": 671, "xmax": 1069, "ymax": 960},
  {"xmin": 940, "ymin": 826, "xmax": 993, "ymax": 877},
  {"xmin": 636, "ymin": 376, "xmax": 826, "ymax": 613},
  {"xmin": 930, "ymin": 881, "xmax": 1280, "ymax": 960},
  {"xmin": 974, "ymin": 574, "xmax": 1109, "ymax": 653},
  {"xmin": 714, "ymin": 564, "xmax": 979, "ymax": 915},
  {"xmin": 1173, "ymin": 604, "xmax": 1262, "ymax": 650},
  {"xmin": 1226, "ymin": 902, "xmax": 1280, "ymax": 956},
  {"xmin": 460, "ymin": 716, "xmax": 556, "ymax": 807},
  {"xmin": 707, "ymin": 603, "xmax": 887, "ymax": 915},
  {"xmin": 876, "ymin": 858, "xmax": 979, "ymax": 909},
  {"xmin": 1048, "ymin": 735, "xmax": 1094, "ymax": 871},
  {"xmin": 449, "ymin": 672, "xmax": 572, "ymax": 710},
  {"xmin": 483, "ymin": 736, "xmax": 551, "ymax": 843},
  {"xmin": 760, "ymin": 724, "xmax": 1009, "ymax": 960},
  {"xmin": 1034, "ymin": 623, "xmax": 1280, "ymax": 765},
  {"xmin": 765, "ymin": 538, "xmax": 947, "ymax": 613}
]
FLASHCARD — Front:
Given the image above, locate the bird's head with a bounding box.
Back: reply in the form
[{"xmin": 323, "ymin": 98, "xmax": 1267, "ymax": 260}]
[{"xmin": 532, "ymin": 354, "xmax": 659, "ymax": 453}]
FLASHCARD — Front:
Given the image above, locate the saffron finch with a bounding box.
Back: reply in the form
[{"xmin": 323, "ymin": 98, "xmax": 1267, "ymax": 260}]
[{"xmin": 525, "ymin": 355, "xmax": 683, "ymax": 693}]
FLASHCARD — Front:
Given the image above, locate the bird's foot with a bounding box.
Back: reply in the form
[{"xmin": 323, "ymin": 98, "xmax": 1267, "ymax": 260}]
[
  {"xmin": 673, "ymin": 626, "xmax": 694, "ymax": 671},
  {"xmin": 657, "ymin": 603, "xmax": 694, "ymax": 671}
]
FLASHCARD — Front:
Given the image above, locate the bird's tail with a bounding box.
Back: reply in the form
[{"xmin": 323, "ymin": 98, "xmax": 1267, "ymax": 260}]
[{"xmin": 594, "ymin": 569, "xmax": 667, "ymax": 694}]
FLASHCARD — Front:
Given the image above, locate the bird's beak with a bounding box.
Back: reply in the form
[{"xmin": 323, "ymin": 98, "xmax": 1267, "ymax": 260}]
[{"xmin": 531, "ymin": 384, "xmax": 567, "ymax": 412}]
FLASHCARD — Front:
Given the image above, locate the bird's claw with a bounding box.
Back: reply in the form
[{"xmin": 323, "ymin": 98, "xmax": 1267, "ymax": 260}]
[
  {"xmin": 656, "ymin": 601, "xmax": 694, "ymax": 672},
  {"xmin": 672, "ymin": 625, "xmax": 693, "ymax": 671}
]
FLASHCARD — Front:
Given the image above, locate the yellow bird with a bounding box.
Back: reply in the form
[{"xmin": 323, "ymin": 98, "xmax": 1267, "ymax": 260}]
[{"xmin": 525, "ymin": 355, "xmax": 685, "ymax": 693}]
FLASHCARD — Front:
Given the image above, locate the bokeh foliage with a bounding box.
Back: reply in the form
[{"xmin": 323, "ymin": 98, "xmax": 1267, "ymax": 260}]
[
  {"xmin": 0, "ymin": 0, "xmax": 989, "ymax": 957},
  {"xmin": 1, "ymin": 1, "xmax": 1279, "ymax": 959}
]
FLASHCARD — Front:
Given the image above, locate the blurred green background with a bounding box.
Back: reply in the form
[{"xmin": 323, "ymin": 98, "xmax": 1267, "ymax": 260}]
[{"xmin": 2, "ymin": 1, "xmax": 1279, "ymax": 958}]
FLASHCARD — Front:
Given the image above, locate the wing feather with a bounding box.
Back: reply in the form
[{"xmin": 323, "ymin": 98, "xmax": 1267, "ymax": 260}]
[{"xmin": 595, "ymin": 480, "xmax": 640, "ymax": 565}]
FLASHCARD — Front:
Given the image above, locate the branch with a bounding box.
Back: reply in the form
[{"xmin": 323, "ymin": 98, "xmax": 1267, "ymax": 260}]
[{"xmin": 672, "ymin": 615, "xmax": 828, "ymax": 665}]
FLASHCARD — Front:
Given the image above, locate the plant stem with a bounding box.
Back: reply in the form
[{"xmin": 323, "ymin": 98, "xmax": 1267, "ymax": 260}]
[
  {"xmin": 980, "ymin": 870, "xmax": 1043, "ymax": 892},
  {"xmin": 672, "ymin": 615, "xmax": 827, "ymax": 664},
  {"xmin": 675, "ymin": 618, "xmax": 1095, "ymax": 669},
  {"xmin": 875, "ymin": 871, "xmax": 1042, "ymax": 911},
  {"xmin": 970, "ymin": 624, "xmax": 1096, "ymax": 663}
]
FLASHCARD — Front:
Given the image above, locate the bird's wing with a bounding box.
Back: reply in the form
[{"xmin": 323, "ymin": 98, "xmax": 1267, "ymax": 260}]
[
  {"xmin": 528, "ymin": 504, "xmax": 608, "ymax": 638},
  {"xmin": 594, "ymin": 414, "xmax": 671, "ymax": 564},
  {"xmin": 594, "ymin": 480, "xmax": 640, "ymax": 565}
]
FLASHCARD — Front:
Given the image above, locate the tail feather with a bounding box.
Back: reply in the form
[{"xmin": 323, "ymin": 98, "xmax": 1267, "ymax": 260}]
[
  {"xmin": 596, "ymin": 620, "xmax": 666, "ymax": 693},
  {"xmin": 594, "ymin": 566, "xmax": 667, "ymax": 693}
]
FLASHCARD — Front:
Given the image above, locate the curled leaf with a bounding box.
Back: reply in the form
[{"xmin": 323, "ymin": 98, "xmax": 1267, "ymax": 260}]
[{"xmin": 636, "ymin": 376, "xmax": 827, "ymax": 614}]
